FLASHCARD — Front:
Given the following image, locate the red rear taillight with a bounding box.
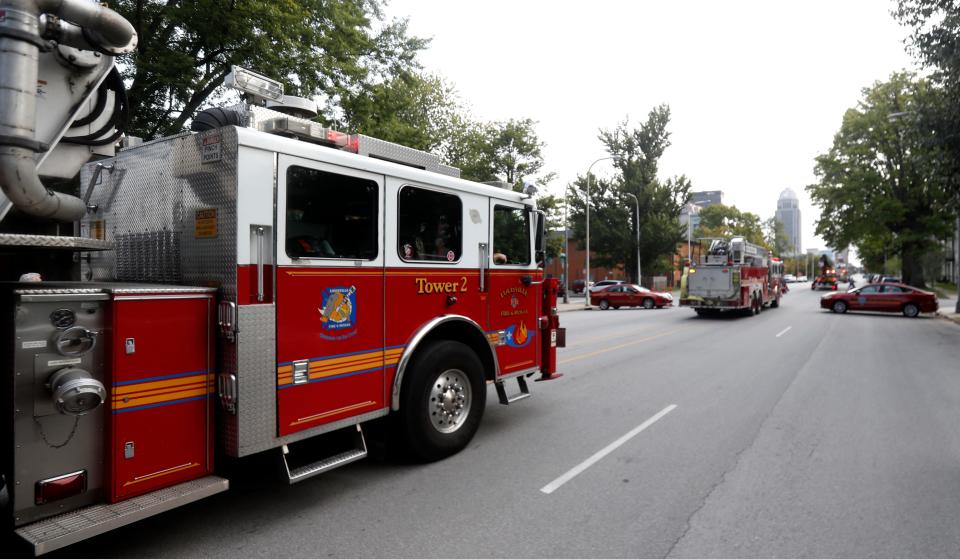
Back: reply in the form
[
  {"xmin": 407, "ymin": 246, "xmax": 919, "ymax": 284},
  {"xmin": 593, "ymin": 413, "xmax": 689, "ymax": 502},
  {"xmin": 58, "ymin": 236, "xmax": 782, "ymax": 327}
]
[{"xmin": 35, "ymin": 470, "xmax": 87, "ymax": 505}]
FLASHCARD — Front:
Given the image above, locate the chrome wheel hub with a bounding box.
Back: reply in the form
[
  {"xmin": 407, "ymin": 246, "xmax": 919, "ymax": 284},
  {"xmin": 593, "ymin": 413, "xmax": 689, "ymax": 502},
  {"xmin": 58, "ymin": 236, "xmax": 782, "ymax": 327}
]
[{"xmin": 428, "ymin": 368, "xmax": 472, "ymax": 434}]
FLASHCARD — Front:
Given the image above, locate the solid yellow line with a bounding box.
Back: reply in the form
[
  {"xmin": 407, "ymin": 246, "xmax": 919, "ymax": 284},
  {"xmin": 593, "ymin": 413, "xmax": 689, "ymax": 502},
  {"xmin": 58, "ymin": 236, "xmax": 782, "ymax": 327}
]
[{"xmin": 558, "ymin": 327, "xmax": 690, "ymax": 366}]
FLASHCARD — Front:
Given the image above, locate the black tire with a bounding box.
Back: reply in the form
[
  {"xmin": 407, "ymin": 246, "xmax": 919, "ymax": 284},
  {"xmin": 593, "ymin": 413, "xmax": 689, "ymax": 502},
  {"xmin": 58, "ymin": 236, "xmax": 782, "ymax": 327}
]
[
  {"xmin": 612, "ymin": 305, "xmax": 620, "ymax": 310},
  {"xmin": 398, "ymin": 340, "xmax": 486, "ymax": 462},
  {"xmin": 599, "ymin": 299, "xmax": 610, "ymax": 310},
  {"xmin": 642, "ymin": 298, "xmax": 654, "ymax": 309},
  {"xmin": 903, "ymin": 303, "xmax": 920, "ymax": 318},
  {"xmin": 771, "ymin": 294, "xmax": 780, "ymax": 308},
  {"xmin": 832, "ymin": 300, "xmax": 847, "ymax": 314}
]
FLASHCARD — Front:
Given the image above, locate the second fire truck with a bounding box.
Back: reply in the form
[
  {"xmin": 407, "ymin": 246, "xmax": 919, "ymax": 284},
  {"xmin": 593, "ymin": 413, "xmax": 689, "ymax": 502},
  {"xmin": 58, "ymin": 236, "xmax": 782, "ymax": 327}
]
[
  {"xmin": 679, "ymin": 236, "xmax": 785, "ymax": 315},
  {"xmin": 0, "ymin": 1, "xmax": 564, "ymax": 553}
]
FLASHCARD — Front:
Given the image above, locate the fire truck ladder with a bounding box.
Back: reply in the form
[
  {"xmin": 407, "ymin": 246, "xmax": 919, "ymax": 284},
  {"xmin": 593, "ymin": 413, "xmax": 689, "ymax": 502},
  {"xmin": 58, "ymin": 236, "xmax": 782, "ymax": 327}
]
[
  {"xmin": 495, "ymin": 376, "xmax": 531, "ymax": 405},
  {"xmin": 280, "ymin": 424, "xmax": 368, "ymax": 484}
]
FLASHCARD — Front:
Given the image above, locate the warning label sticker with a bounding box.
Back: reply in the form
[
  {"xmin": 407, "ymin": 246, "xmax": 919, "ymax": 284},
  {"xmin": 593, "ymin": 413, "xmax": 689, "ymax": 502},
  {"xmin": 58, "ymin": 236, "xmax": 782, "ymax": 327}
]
[{"xmin": 195, "ymin": 208, "xmax": 218, "ymax": 238}]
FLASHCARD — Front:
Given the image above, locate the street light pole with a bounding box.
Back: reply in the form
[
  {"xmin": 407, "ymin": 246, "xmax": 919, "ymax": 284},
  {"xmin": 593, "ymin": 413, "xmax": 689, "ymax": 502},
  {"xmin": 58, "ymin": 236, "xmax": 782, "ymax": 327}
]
[
  {"xmin": 585, "ymin": 156, "xmax": 615, "ymax": 308},
  {"xmin": 562, "ymin": 194, "xmax": 569, "ymax": 303},
  {"xmin": 625, "ymin": 192, "xmax": 640, "ymax": 285}
]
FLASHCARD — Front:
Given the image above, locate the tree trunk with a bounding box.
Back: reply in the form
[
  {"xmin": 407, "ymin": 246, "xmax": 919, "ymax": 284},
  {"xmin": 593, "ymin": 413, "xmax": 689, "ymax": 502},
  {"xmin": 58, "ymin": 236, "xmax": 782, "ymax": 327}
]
[{"xmin": 900, "ymin": 249, "xmax": 926, "ymax": 288}]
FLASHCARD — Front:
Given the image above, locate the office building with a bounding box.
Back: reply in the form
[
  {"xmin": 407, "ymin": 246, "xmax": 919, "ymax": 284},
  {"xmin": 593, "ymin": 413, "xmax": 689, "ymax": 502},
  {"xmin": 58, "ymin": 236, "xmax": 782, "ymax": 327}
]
[{"xmin": 775, "ymin": 188, "xmax": 802, "ymax": 255}]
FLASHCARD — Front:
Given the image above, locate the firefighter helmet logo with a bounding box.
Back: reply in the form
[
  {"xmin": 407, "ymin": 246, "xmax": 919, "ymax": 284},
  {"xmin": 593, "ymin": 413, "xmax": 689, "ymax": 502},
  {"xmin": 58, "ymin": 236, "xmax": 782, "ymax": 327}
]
[{"xmin": 319, "ymin": 286, "xmax": 357, "ymax": 337}]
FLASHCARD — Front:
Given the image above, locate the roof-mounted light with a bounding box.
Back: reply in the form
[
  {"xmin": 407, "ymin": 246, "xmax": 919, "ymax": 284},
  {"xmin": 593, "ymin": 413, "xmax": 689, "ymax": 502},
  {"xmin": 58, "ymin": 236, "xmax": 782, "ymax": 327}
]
[{"xmin": 225, "ymin": 66, "xmax": 284, "ymax": 103}]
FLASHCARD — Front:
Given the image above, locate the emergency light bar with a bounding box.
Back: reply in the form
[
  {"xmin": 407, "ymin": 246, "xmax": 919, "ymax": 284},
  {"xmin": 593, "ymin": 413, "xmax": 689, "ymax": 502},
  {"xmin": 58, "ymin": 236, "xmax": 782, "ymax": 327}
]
[{"xmin": 225, "ymin": 66, "xmax": 284, "ymax": 103}]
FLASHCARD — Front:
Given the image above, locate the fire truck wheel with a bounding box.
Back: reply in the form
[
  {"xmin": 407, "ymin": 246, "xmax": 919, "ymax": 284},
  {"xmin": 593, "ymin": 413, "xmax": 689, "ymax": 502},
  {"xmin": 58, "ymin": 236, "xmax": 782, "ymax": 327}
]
[
  {"xmin": 832, "ymin": 300, "xmax": 847, "ymax": 314},
  {"xmin": 400, "ymin": 340, "xmax": 486, "ymax": 462},
  {"xmin": 642, "ymin": 298, "xmax": 654, "ymax": 309},
  {"xmin": 598, "ymin": 299, "xmax": 610, "ymax": 310},
  {"xmin": 754, "ymin": 295, "xmax": 762, "ymax": 314}
]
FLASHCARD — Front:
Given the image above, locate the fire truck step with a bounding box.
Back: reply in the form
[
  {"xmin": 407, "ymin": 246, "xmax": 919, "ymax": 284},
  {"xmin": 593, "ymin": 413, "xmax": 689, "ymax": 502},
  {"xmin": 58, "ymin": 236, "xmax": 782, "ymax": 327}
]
[
  {"xmin": 282, "ymin": 424, "xmax": 367, "ymax": 484},
  {"xmin": 495, "ymin": 376, "xmax": 531, "ymax": 405},
  {"xmin": 15, "ymin": 475, "xmax": 229, "ymax": 556}
]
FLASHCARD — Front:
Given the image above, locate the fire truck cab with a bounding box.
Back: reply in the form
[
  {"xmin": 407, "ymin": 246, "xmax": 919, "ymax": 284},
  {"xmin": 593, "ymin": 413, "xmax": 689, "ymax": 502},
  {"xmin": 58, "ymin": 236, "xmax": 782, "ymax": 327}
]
[{"xmin": 0, "ymin": 3, "xmax": 563, "ymax": 553}]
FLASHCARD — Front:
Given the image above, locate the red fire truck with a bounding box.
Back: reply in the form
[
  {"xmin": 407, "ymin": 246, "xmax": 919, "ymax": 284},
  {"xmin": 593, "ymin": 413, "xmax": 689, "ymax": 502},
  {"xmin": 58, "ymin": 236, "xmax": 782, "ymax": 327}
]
[
  {"xmin": 679, "ymin": 237, "xmax": 785, "ymax": 315},
  {"xmin": 0, "ymin": 2, "xmax": 563, "ymax": 553}
]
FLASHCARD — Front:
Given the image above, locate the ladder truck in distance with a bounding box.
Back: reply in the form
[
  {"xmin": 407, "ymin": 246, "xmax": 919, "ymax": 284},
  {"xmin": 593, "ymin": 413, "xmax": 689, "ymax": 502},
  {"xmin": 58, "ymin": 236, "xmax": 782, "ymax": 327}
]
[{"xmin": 679, "ymin": 236, "xmax": 785, "ymax": 316}]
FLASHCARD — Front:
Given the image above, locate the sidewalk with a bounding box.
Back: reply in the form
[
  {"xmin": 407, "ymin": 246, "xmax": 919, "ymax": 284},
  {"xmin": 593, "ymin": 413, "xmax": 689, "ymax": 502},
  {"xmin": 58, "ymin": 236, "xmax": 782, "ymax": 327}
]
[{"xmin": 938, "ymin": 292, "xmax": 959, "ymax": 325}]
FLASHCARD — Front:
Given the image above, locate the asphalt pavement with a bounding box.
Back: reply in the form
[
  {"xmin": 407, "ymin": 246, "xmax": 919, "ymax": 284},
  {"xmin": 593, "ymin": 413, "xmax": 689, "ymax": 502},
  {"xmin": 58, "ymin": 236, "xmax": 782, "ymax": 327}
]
[{"xmin": 49, "ymin": 283, "xmax": 960, "ymax": 559}]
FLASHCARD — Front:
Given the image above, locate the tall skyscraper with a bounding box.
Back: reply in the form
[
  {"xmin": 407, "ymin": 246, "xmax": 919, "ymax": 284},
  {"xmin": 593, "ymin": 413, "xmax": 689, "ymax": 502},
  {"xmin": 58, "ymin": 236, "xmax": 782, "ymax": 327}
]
[{"xmin": 775, "ymin": 188, "xmax": 801, "ymax": 255}]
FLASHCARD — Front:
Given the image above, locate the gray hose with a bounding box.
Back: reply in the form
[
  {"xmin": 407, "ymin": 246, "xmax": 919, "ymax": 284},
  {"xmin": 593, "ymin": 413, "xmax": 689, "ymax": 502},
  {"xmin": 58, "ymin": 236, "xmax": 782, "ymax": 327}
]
[{"xmin": 0, "ymin": 0, "xmax": 134, "ymax": 221}]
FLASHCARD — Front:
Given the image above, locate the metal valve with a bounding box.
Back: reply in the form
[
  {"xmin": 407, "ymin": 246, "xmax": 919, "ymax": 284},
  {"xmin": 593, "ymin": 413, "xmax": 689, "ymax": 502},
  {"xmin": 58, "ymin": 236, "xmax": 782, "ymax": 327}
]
[{"xmin": 47, "ymin": 367, "xmax": 106, "ymax": 416}]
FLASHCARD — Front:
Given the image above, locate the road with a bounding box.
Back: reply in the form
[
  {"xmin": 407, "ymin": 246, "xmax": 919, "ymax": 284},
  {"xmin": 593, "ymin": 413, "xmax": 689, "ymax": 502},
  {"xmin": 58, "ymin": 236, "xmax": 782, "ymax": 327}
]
[{"xmin": 53, "ymin": 283, "xmax": 960, "ymax": 558}]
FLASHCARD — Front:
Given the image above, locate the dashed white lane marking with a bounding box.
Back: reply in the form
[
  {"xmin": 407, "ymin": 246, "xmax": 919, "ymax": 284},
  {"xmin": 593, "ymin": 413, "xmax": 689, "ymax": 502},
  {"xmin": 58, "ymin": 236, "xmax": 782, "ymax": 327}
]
[
  {"xmin": 540, "ymin": 404, "xmax": 677, "ymax": 495},
  {"xmin": 776, "ymin": 326, "xmax": 792, "ymax": 338}
]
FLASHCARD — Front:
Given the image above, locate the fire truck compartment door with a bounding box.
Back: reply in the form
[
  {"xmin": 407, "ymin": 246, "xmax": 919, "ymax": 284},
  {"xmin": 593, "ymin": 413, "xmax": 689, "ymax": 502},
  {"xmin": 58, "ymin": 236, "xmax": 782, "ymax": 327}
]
[
  {"xmin": 110, "ymin": 293, "xmax": 215, "ymax": 502},
  {"xmin": 275, "ymin": 155, "xmax": 385, "ymax": 437},
  {"xmin": 688, "ymin": 267, "xmax": 737, "ymax": 299},
  {"xmin": 488, "ymin": 200, "xmax": 540, "ymax": 376}
]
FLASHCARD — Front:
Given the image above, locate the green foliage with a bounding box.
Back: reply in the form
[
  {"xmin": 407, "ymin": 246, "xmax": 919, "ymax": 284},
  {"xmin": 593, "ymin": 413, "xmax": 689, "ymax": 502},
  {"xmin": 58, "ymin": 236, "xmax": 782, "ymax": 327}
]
[
  {"xmin": 807, "ymin": 73, "xmax": 956, "ymax": 286},
  {"xmin": 339, "ymin": 72, "xmax": 460, "ymax": 152},
  {"xmin": 568, "ymin": 107, "xmax": 692, "ymax": 282},
  {"xmin": 763, "ymin": 218, "xmax": 791, "ymax": 256},
  {"xmin": 113, "ymin": 0, "xmax": 426, "ymax": 139},
  {"xmin": 694, "ymin": 204, "xmax": 768, "ymax": 248},
  {"xmin": 444, "ymin": 118, "xmax": 545, "ymax": 186}
]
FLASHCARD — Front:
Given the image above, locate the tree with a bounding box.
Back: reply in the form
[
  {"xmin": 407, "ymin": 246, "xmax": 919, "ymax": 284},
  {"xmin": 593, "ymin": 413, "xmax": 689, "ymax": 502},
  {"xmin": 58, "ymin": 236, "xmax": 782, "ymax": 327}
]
[
  {"xmin": 763, "ymin": 217, "xmax": 791, "ymax": 256},
  {"xmin": 694, "ymin": 204, "xmax": 767, "ymax": 248},
  {"xmin": 807, "ymin": 73, "xmax": 956, "ymax": 286},
  {"xmin": 444, "ymin": 118, "xmax": 546, "ymax": 186},
  {"xmin": 113, "ymin": 0, "xmax": 426, "ymax": 139},
  {"xmin": 339, "ymin": 72, "xmax": 461, "ymax": 152},
  {"xmin": 568, "ymin": 107, "xmax": 692, "ymax": 283}
]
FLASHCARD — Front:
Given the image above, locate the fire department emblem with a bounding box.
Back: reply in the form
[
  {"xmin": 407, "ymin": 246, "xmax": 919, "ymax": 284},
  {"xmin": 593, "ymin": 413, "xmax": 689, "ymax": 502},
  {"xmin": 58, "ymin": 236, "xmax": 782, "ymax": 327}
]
[
  {"xmin": 319, "ymin": 286, "xmax": 357, "ymax": 338},
  {"xmin": 510, "ymin": 294, "xmax": 519, "ymax": 309},
  {"xmin": 503, "ymin": 322, "xmax": 533, "ymax": 348}
]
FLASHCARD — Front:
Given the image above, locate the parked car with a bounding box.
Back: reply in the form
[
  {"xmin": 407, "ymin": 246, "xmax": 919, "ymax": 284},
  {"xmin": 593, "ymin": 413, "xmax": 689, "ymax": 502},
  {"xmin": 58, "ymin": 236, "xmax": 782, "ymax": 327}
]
[
  {"xmin": 880, "ymin": 276, "xmax": 902, "ymax": 284},
  {"xmin": 571, "ymin": 279, "xmax": 590, "ymax": 294},
  {"xmin": 783, "ymin": 274, "xmax": 797, "ymax": 283},
  {"xmin": 820, "ymin": 282, "xmax": 938, "ymax": 317},
  {"xmin": 589, "ymin": 279, "xmax": 626, "ymax": 293},
  {"xmin": 797, "ymin": 275, "xmax": 808, "ymax": 282},
  {"xmin": 590, "ymin": 284, "xmax": 673, "ymax": 310},
  {"xmin": 812, "ymin": 275, "xmax": 839, "ymax": 290}
]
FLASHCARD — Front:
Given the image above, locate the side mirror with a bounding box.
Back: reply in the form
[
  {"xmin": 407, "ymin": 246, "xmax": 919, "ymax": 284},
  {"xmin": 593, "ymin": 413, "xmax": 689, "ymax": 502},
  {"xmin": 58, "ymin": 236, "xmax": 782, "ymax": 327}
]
[{"xmin": 534, "ymin": 210, "xmax": 545, "ymax": 268}]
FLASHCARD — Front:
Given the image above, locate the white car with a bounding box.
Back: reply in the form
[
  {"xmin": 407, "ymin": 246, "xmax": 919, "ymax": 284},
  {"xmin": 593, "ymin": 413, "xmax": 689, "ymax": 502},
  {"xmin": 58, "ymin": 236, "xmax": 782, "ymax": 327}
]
[
  {"xmin": 783, "ymin": 274, "xmax": 797, "ymax": 283},
  {"xmin": 797, "ymin": 275, "xmax": 808, "ymax": 282},
  {"xmin": 589, "ymin": 279, "xmax": 626, "ymax": 292}
]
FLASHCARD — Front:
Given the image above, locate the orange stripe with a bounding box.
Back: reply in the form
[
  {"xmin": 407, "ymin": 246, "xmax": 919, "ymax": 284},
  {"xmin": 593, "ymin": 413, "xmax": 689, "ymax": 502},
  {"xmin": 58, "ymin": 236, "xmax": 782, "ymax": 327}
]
[
  {"xmin": 113, "ymin": 387, "xmax": 210, "ymax": 409},
  {"xmin": 113, "ymin": 380, "xmax": 209, "ymax": 401},
  {"xmin": 114, "ymin": 374, "xmax": 210, "ymax": 396}
]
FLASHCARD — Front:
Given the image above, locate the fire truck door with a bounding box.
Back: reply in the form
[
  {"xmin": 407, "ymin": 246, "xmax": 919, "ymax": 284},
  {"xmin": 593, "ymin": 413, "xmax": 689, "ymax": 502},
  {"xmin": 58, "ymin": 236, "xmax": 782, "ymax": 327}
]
[
  {"xmin": 274, "ymin": 156, "xmax": 385, "ymax": 437},
  {"xmin": 488, "ymin": 201, "xmax": 540, "ymax": 376}
]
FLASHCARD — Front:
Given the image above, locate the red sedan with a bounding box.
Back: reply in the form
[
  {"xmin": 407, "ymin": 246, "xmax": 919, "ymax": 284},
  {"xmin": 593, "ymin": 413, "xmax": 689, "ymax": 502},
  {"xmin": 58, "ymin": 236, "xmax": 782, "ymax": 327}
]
[
  {"xmin": 590, "ymin": 284, "xmax": 673, "ymax": 310},
  {"xmin": 820, "ymin": 282, "xmax": 938, "ymax": 317}
]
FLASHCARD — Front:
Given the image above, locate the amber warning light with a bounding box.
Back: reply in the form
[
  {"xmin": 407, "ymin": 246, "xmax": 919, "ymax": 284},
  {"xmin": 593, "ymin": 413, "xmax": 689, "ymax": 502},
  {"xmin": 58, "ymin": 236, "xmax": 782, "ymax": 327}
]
[{"xmin": 35, "ymin": 470, "xmax": 87, "ymax": 505}]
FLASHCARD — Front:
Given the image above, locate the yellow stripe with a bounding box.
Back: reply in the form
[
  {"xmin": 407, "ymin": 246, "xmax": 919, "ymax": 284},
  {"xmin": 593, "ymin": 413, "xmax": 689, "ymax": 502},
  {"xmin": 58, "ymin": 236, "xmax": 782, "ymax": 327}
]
[
  {"xmin": 123, "ymin": 462, "xmax": 200, "ymax": 487},
  {"xmin": 290, "ymin": 401, "xmax": 377, "ymax": 426},
  {"xmin": 277, "ymin": 348, "xmax": 404, "ymax": 380}
]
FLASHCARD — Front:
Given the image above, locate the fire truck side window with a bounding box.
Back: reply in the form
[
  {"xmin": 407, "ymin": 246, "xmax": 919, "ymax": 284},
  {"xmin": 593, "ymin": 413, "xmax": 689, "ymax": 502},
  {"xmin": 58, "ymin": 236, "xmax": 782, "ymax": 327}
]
[
  {"xmin": 285, "ymin": 166, "xmax": 379, "ymax": 260},
  {"xmin": 493, "ymin": 205, "xmax": 531, "ymax": 266},
  {"xmin": 397, "ymin": 186, "xmax": 462, "ymax": 262}
]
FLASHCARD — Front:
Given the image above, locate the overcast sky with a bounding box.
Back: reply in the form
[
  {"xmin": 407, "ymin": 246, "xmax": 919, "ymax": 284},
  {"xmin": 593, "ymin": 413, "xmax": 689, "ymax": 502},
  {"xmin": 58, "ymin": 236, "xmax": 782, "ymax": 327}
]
[{"xmin": 386, "ymin": 0, "xmax": 919, "ymax": 255}]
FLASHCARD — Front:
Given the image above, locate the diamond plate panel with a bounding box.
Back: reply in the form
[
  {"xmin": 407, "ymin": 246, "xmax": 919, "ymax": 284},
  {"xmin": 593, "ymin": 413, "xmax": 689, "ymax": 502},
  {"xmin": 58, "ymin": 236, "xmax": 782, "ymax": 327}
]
[
  {"xmin": 79, "ymin": 128, "xmax": 238, "ymax": 300},
  {"xmin": 0, "ymin": 234, "xmax": 114, "ymax": 250}
]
